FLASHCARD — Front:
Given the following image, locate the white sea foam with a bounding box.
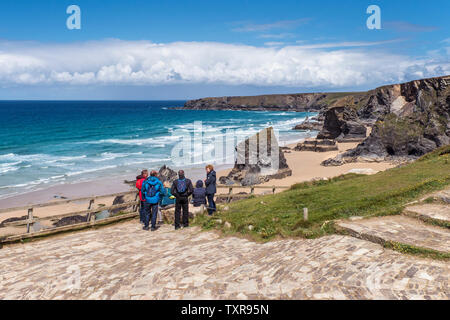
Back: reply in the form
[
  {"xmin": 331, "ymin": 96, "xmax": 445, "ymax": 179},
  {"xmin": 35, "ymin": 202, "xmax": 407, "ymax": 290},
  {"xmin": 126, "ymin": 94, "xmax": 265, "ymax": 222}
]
[
  {"xmin": 0, "ymin": 153, "xmax": 87, "ymax": 164},
  {"xmin": 0, "ymin": 175, "xmax": 67, "ymax": 190},
  {"xmin": 0, "ymin": 166, "xmax": 20, "ymax": 174},
  {"xmin": 65, "ymin": 165, "xmax": 118, "ymax": 177},
  {"xmin": 90, "ymin": 135, "xmax": 180, "ymax": 146},
  {"xmin": 92, "ymin": 152, "xmax": 143, "ymax": 162}
]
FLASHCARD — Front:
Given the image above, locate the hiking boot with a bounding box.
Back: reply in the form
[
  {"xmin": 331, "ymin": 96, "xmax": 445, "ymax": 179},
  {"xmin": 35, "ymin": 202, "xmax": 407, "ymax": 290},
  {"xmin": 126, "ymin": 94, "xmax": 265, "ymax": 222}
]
[
  {"xmin": 151, "ymin": 226, "xmax": 160, "ymax": 232},
  {"xmin": 143, "ymin": 226, "xmax": 149, "ymax": 231}
]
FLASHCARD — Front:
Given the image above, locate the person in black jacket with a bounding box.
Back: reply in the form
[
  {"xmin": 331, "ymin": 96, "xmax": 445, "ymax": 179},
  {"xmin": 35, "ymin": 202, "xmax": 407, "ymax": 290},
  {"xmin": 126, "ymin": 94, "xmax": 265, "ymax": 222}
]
[
  {"xmin": 171, "ymin": 170, "xmax": 194, "ymax": 229},
  {"xmin": 204, "ymin": 164, "xmax": 217, "ymax": 215}
]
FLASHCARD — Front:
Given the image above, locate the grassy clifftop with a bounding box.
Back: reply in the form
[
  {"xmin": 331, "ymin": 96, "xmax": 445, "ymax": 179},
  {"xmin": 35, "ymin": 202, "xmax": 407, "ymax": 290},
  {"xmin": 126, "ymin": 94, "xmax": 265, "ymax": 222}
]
[
  {"xmin": 195, "ymin": 145, "xmax": 450, "ymax": 241},
  {"xmin": 183, "ymin": 91, "xmax": 360, "ymax": 112}
]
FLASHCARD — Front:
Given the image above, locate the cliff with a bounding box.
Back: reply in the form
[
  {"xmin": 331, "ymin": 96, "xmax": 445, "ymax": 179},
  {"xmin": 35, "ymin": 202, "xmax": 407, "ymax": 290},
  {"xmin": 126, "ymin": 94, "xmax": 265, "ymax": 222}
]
[
  {"xmin": 183, "ymin": 92, "xmax": 364, "ymax": 112},
  {"xmin": 322, "ymin": 75, "xmax": 450, "ymax": 165}
]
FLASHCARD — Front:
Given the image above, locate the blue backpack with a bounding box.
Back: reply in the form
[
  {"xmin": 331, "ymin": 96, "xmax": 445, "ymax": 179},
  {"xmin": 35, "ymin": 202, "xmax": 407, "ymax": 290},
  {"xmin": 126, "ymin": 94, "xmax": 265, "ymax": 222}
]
[
  {"xmin": 143, "ymin": 181, "xmax": 158, "ymax": 198},
  {"xmin": 176, "ymin": 179, "xmax": 187, "ymax": 194}
]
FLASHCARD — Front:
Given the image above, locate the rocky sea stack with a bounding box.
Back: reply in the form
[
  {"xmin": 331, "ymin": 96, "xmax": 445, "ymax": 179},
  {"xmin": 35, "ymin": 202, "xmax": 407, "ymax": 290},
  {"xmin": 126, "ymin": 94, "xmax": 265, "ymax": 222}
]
[{"xmin": 219, "ymin": 127, "xmax": 292, "ymax": 186}]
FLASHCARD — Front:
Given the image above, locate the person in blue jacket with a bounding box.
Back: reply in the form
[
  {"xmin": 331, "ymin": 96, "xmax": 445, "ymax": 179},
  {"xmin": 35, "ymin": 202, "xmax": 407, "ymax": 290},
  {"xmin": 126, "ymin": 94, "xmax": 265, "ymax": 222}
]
[
  {"xmin": 204, "ymin": 164, "xmax": 217, "ymax": 215},
  {"xmin": 141, "ymin": 170, "xmax": 163, "ymax": 231}
]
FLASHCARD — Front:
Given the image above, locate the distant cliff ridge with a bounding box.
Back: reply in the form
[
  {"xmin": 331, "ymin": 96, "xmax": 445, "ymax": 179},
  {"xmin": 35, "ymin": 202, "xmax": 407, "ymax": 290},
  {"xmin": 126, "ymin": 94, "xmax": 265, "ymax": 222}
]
[{"xmin": 183, "ymin": 92, "xmax": 364, "ymax": 112}]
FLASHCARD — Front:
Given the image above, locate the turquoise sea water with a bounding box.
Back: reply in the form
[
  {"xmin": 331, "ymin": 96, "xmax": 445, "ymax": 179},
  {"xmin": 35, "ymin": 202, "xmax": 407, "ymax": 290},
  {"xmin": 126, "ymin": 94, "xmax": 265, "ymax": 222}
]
[{"xmin": 0, "ymin": 101, "xmax": 316, "ymax": 199}]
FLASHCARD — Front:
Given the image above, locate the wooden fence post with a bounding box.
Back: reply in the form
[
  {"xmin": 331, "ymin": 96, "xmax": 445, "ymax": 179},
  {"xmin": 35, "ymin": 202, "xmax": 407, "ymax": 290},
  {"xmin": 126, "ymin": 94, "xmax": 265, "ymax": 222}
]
[
  {"xmin": 250, "ymin": 186, "xmax": 255, "ymax": 195},
  {"xmin": 133, "ymin": 193, "xmax": 139, "ymax": 212},
  {"xmin": 26, "ymin": 208, "xmax": 34, "ymax": 233},
  {"xmin": 88, "ymin": 199, "xmax": 95, "ymax": 210},
  {"xmin": 303, "ymin": 208, "xmax": 309, "ymax": 221},
  {"xmin": 272, "ymin": 186, "xmax": 276, "ymax": 194},
  {"xmin": 227, "ymin": 187, "xmax": 233, "ymax": 203},
  {"xmin": 89, "ymin": 212, "xmax": 96, "ymax": 225}
]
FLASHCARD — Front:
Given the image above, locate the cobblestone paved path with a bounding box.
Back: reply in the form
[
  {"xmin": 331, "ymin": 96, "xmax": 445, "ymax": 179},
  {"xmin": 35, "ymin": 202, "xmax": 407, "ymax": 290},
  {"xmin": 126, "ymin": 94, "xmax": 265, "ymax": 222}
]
[{"xmin": 0, "ymin": 221, "xmax": 448, "ymax": 300}]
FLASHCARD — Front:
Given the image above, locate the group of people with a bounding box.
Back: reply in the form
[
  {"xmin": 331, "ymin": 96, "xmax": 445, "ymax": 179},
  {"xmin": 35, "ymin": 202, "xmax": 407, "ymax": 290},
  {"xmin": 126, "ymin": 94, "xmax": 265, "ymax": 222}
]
[{"xmin": 135, "ymin": 165, "xmax": 217, "ymax": 231}]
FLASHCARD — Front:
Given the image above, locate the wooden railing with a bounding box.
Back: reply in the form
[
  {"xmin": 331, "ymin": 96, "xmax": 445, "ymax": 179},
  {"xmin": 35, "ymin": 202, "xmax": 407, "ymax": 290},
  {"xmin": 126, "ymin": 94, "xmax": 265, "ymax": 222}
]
[
  {"xmin": 216, "ymin": 185, "xmax": 290, "ymax": 202},
  {"xmin": 0, "ymin": 184, "xmax": 291, "ymax": 244},
  {"xmin": 0, "ymin": 191, "xmax": 139, "ymax": 244}
]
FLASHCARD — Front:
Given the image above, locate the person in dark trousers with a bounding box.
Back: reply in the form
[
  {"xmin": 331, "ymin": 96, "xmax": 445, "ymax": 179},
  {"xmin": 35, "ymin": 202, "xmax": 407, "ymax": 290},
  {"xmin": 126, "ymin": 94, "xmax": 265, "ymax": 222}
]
[
  {"xmin": 135, "ymin": 169, "xmax": 148, "ymax": 224},
  {"xmin": 171, "ymin": 170, "xmax": 193, "ymax": 229},
  {"xmin": 192, "ymin": 180, "xmax": 207, "ymax": 208},
  {"xmin": 142, "ymin": 170, "xmax": 163, "ymax": 231},
  {"xmin": 204, "ymin": 164, "xmax": 217, "ymax": 215}
]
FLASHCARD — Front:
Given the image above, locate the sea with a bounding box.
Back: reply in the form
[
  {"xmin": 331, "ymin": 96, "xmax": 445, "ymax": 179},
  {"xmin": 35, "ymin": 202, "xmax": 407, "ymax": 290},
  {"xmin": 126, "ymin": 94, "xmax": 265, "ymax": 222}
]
[{"xmin": 0, "ymin": 101, "xmax": 317, "ymax": 200}]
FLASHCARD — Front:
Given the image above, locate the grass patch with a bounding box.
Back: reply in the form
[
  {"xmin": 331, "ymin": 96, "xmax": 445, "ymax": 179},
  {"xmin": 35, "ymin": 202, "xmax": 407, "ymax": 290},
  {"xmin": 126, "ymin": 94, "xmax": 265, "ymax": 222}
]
[
  {"xmin": 384, "ymin": 241, "xmax": 450, "ymax": 261},
  {"xmin": 422, "ymin": 197, "xmax": 435, "ymax": 204},
  {"xmin": 194, "ymin": 145, "xmax": 450, "ymax": 242}
]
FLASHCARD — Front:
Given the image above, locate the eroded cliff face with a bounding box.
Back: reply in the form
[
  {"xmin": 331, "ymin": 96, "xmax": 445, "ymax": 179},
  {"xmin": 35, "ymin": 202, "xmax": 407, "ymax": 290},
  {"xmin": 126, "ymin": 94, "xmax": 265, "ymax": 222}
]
[
  {"xmin": 322, "ymin": 75, "xmax": 450, "ymax": 165},
  {"xmin": 317, "ymin": 107, "xmax": 367, "ymax": 142}
]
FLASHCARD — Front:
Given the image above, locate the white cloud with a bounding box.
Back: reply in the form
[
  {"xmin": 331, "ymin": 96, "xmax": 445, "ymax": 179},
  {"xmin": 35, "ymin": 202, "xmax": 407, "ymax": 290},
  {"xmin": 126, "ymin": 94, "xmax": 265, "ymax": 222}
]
[
  {"xmin": 232, "ymin": 19, "xmax": 310, "ymax": 32},
  {"xmin": 295, "ymin": 39, "xmax": 405, "ymax": 49},
  {"xmin": 258, "ymin": 33, "xmax": 295, "ymax": 39},
  {"xmin": 0, "ymin": 39, "xmax": 448, "ymax": 89},
  {"xmin": 264, "ymin": 42, "xmax": 285, "ymax": 47}
]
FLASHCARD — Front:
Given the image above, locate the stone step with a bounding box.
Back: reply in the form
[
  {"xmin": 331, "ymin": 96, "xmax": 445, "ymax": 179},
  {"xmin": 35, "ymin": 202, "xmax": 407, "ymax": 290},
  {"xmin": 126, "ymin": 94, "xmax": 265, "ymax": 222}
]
[
  {"xmin": 404, "ymin": 204, "xmax": 450, "ymax": 226},
  {"xmin": 336, "ymin": 215, "xmax": 450, "ymax": 254},
  {"xmin": 435, "ymin": 189, "xmax": 450, "ymax": 204}
]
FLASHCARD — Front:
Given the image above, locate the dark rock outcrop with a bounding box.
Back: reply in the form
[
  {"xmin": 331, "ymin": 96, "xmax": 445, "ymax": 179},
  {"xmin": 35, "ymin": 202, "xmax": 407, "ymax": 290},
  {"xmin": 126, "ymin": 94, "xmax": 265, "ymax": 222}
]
[
  {"xmin": 110, "ymin": 194, "xmax": 136, "ymax": 215},
  {"xmin": 125, "ymin": 165, "xmax": 178, "ymax": 187},
  {"xmin": 294, "ymin": 139, "xmax": 338, "ymax": 152},
  {"xmin": 0, "ymin": 216, "xmax": 28, "ymax": 228},
  {"xmin": 293, "ymin": 119, "xmax": 323, "ymax": 131},
  {"xmin": 53, "ymin": 215, "xmax": 88, "ymax": 227},
  {"xmin": 317, "ymin": 107, "xmax": 367, "ymax": 142},
  {"xmin": 219, "ymin": 127, "xmax": 292, "ymax": 186},
  {"xmin": 158, "ymin": 165, "xmax": 178, "ymax": 183}
]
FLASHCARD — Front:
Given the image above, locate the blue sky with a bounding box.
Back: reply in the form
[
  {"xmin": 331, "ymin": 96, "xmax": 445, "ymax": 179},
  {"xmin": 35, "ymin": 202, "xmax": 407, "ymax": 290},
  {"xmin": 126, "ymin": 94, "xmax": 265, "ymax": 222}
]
[{"xmin": 0, "ymin": 0, "xmax": 448, "ymax": 99}]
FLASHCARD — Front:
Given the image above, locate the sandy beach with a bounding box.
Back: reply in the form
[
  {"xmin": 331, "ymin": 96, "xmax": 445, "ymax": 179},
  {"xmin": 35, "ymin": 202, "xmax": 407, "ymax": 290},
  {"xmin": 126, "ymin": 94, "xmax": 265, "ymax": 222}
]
[
  {"xmin": 216, "ymin": 140, "xmax": 395, "ymax": 194},
  {"xmin": 0, "ymin": 136, "xmax": 396, "ymax": 237}
]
